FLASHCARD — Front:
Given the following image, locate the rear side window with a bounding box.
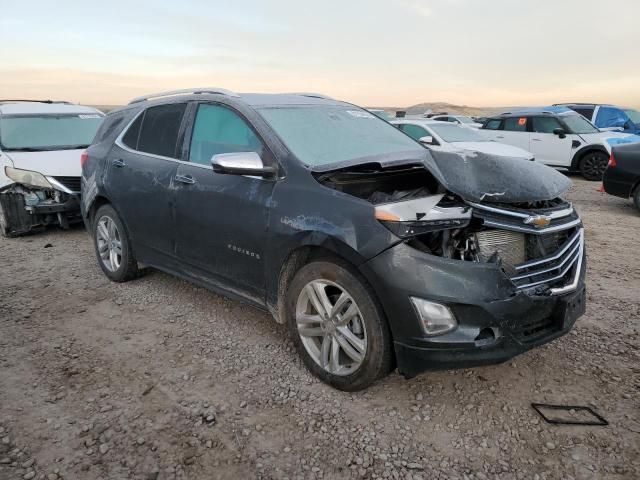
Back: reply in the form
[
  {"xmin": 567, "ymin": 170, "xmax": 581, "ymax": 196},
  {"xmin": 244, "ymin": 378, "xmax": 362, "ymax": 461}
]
[
  {"xmin": 399, "ymin": 124, "xmax": 428, "ymax": 141},
  {"xmin": 94, "ymin": 114, "xmax": 124, "ymax": 144},
  {"xmin": 121, "ymin": 113, "xmax": 143, "ymax": 149},
  {"xmin": 484, "ymin": 119, "xmax": 502, "ymax": 130},
  {"xmin": 532, "ymin": 116, "xmax": 562, "ymax": 133},
  {"xmin": 503, "ymin": 117, "xmax": 528, "ymax": 132},
  {"xmin": 573, "ymin": 107, "xmax": 595, "ymax": 120},
  {"xmin": 124, "ymin": 103, "xmax": 187, "ymax": 158},
  {"xmin": 189, "ymin": 104, "xmax": 264, "ymax": 166}
]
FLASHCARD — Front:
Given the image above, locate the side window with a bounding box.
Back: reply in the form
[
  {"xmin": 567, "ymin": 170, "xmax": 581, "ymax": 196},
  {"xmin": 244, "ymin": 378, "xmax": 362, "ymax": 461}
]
[
  {"xmin": 573, "ymin": 108, "xmax": 595, "ymax": 120},
  {"xmin": 484, "ymin": 119, "xmax": 502, "ymax": 130},
  {"xmin": 136, "ymin": 103, "xmax": 187, "ymax": 158},
  {"xmin": 503, "ymin": 117, "xmax": 528, "ymax": 132},
  {"xmin": 400, "ymin": 124, "xmax": 428, "ymax": 141},
  {"xmin": 532, "ymin": 116, "xmax": 562, "ymax": 133},
  {"xmin": 121, "ymin": 113, "xmax": 143, "ymax": 149},
  {"xmin": 189, "ymin": 104, "xmax": 264, "ymax": 166}
]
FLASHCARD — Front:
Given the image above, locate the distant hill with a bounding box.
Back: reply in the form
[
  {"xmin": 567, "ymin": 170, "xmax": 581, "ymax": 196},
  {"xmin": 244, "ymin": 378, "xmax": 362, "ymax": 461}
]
[{"xmin": 368, "ymin": 102, "xmax": 509, "ymax": 117}]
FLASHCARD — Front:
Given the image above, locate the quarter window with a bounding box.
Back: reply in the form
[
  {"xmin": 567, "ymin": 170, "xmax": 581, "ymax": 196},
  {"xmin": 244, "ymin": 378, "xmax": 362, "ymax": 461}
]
[
  {"xmin": 484, "ymin": 119, "xmax": 502, "ymax": 130},
  {"xmin": 503, "ymin": 117, "xmax": 528, "ymax": 132},
  {"xmin": 189, "ymin": 104, "xmax": 264, "ymax": 166},
  {"xmin": 532, "ymin": 117, "xmax": 562, "ymax": 134},
  {"xmin": 121, "ymin": 114, "xmax": 143, "ymax": 150}
]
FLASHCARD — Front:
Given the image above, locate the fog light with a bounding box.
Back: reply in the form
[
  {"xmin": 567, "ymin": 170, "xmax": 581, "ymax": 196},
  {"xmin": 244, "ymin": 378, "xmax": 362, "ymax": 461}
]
[{"xmin": 410, "ymin": 297, "xmax": 457, "ymax": 336}]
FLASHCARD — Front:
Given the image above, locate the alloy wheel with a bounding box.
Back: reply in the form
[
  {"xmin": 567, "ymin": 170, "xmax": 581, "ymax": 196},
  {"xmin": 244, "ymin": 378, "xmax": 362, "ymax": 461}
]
[
  {"xmin": 295, "ymin": 280, "xmax": 367, "ymax": 376},
  {"xmin": 96, "ymin": 215, "xmax": 122, "ymax": 272},
  {"xmin": 582, "ymin": 154, "xmax": 607, "ymax": 179}
]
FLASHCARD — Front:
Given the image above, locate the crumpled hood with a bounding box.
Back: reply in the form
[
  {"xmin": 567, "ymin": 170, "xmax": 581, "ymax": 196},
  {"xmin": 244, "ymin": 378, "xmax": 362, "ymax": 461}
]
[
  {"xmin": 424, "ymin": 149, "xmax": 572, "ymax": 203},
  {"xmin": 3, "ymin": 150, "xmax": 83, "ymax": 177},
  {"xmin": 312, "ymin": 148, "xmax": 572, "ymax": 204},
  {"xmin": 450, "ymin": 141, "xmax": 532, "ymax": 159}
]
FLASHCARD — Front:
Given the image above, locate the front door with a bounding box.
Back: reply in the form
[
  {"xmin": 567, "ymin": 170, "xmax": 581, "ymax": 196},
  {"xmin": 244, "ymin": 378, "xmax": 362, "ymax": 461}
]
[
  {"xmin": 529, "ymin": 116, "xmax": 573, "ymax": 167},
  {"xmin": 106, "ymin": 103, "xmax": 188, "ymax": 258},
  {"xmin": 173, "ymin": 102, "xmax": 276, "ymax": 300}
]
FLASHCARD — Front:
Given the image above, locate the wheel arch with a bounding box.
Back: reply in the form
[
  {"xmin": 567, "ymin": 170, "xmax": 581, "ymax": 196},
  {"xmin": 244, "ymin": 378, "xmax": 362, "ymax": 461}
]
[
  {"xmin": 571, "ymin": 145, "xmax": 608, "ymax": 170},
  {"xmin": 270, "ymin": 239, "xmax": 367, "ymax": 324}
]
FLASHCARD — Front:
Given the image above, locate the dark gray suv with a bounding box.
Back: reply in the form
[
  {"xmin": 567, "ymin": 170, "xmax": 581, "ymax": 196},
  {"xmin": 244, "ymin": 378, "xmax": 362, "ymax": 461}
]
[{"xmin": 81, "ymin": 88, "xmax": 586, "ymax": 390}]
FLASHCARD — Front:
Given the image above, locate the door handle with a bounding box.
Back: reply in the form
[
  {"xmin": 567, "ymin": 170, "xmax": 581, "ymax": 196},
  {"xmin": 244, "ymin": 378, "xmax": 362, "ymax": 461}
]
[
  {"xmin": 112, "ymin": 158, "xmax": 126, "ymax": 168},
  {"xmin": 531, "ymin": 138, "xmax": 542, "ymax": 142},
  {"xmin": 175, "ymin": 174, "xmax": 196, "ymax": 185},
  {"xmin": 496, "ymin": 135, "xmax": 505, "ymax": 139}
]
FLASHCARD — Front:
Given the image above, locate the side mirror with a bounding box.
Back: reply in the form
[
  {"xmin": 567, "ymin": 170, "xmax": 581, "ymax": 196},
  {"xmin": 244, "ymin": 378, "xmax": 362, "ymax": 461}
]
[
  {"xmin": 419, "ymin": 135, "xmax": 435, "ymax": 145},
  {"xmin": 553, "ymin": 128, "xmax": 566, "ymax": 139},
  {"xmin": 211, "ymin": 152, "xmax": 275, "ymax": 178}
]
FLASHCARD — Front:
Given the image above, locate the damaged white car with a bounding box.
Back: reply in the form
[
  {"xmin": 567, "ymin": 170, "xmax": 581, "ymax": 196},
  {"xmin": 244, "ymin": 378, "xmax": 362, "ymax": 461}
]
[{"xmin": 0, "ymin": 100, "xmax": 104, "ymax": 237}]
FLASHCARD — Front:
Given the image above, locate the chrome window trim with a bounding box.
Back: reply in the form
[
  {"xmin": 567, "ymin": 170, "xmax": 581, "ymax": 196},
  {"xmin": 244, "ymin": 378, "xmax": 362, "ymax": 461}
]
[{"xmin": 113, "ymin": 109, "xmax": 271, "ymax": 176}]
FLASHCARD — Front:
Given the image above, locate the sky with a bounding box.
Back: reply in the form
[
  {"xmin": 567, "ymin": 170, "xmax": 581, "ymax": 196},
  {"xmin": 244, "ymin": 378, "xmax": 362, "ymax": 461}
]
[{"xmin": 1, "ymin": 0, "xmax": 639, "ymax": 108}]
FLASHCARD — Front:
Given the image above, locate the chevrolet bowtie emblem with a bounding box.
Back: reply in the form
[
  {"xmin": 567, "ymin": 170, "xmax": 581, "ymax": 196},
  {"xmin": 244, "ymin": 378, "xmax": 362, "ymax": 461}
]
[{"xmin": 524, "ymin": 215, "xmax": 552, "ymax": 228}]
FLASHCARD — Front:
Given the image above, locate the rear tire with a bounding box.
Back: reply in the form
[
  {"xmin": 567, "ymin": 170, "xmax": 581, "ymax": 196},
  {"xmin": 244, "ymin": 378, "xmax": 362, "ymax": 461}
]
[
  {"xmin": 633, "ymin": 186, "xmax": 640, "ymax": 212},
  {"xmin": 0, "ymin": 202, "xmax": 11, "ymax": 238},
  {"xmin": 92, "ymin": 204, "xmax": 138, "ymax": 282},
  {"xmin": 579, "ymin": 151, "xmax": 608, "ymax": 181},
  {"xmin": 286, "ymin": 259, "xmax": 393, "ymax": 391}
]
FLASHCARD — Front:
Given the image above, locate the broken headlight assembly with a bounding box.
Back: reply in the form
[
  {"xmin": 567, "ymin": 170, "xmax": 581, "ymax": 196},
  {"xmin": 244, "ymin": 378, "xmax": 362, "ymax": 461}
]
[
  {"xmin": 5, "ymin": 166, "xmax": 53, "ymax": 190},
  {"xmin": 374, "ymin": 195, "xmax": 473, "ymax": 238}
]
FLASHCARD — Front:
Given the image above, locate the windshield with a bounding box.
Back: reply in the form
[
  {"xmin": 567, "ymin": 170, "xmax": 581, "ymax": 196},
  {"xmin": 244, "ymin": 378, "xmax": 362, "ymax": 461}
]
[
  {"xmin": 623, "ymin": 109, "xmax": 640, "ymax": 126},
  {"xmin": 428, "ymin": 123, "xmax": 488, "ymax": 143},
  {"xmin": 561, "ymin": 114, "xmax": 599, "ymax": 134},
  {"xmin": 369, "ymin": 109, "xmax": 393, "ymax": 121},
  {"xmin": 0, "ymin": 114, "xmax": 103, "ymax": 151},
  {"xmin": 258, "ymin": 106, "xmax": 420, "ymax": 166},
  {"xmin": 457, "ymin": 116, "xmax": 475, "ymax": 124}
]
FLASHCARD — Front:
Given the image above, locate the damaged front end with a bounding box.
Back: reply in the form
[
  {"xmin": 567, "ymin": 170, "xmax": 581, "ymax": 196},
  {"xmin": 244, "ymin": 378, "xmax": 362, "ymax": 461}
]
[
  {"xmin": 315, "ymin": 156, "xmax": 586, "ymax": 377},
  {"xmin": 0, "ymin": 168, "xmax": 81, "ymax": 237}
]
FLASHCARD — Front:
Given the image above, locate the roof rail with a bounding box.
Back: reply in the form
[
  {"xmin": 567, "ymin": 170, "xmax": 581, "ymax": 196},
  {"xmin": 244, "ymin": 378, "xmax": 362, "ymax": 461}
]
[
  {"xmin": 128, "ymin": 88, "xmax": 240, "ymax": 105},
  {"xmin": 552, "ymin": 103, "xmax": 594, "ymax": 106},
  {"xmin": 288, "ymin": 92, "xmax": 335, "ymax": 100},
  {"xmin": 0, "ymin": 99, "xmax": 73, "ymax": 105}
]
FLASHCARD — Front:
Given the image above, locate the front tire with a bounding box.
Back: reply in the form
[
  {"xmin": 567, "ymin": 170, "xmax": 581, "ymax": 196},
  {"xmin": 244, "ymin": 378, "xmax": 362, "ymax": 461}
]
[
  {"xmin": 92, "ymin": 204, "xmax": 138, "ymax": 282},
  {"xmin": 286, "ymin": 260, "xmax": 393, "ymax": 391},
  {"xmin": 579, "ymin": 151, "xmax": 609, "ymax": 181}
]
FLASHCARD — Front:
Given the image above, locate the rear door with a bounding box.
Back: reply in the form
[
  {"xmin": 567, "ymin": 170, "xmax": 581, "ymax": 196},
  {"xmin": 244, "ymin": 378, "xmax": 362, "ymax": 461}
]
[
  {"xmin": 529, "ymin": 116, "xmax": 573, "ymax": 167},
  {"xmin": 491, "ymin": 116, "xmax": 531, "ymax": 151},
  {"xmin": 173, "ymin": 102, "xmax": 277, "ymax": 300},
  {"xmin": 106, "ymin": 103, "xmax": 187, "ymax": 259}
]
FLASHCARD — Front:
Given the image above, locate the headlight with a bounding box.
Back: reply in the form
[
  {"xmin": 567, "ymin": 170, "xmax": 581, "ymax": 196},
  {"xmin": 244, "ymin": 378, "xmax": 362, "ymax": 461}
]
[{"xmin": 4, "ymin": 167, "xmax": 53, "ymax": 189}]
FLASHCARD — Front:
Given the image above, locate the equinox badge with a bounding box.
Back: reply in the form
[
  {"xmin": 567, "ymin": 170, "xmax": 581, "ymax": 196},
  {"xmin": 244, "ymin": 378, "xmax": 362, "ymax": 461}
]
[{"xmin": 524, "ymin": 214, "xmax": 552, "ymax": 228}]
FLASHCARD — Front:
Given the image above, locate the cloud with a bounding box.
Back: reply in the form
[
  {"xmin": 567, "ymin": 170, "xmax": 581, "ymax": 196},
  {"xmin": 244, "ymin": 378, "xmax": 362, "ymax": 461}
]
[{"xmin": 398, "ymin": 0, "xmax": 433, "ymax": 17}]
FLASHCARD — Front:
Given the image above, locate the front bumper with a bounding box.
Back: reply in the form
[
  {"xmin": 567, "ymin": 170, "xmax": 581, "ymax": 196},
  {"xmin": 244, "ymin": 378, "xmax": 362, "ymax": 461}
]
[{"xmin": 361, "ymin": 242, "xmax": 586, "ymax": 378}]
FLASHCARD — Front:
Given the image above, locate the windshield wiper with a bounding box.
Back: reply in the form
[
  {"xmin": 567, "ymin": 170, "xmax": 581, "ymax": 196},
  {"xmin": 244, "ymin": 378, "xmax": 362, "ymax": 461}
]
[
  {"xmin": 4, "ymin": 144, "xmax": 91, "ymax": 152},
  {"xmin": 53, "ymin": 144, "xmax": 91, "ymax": 150},
  {"xmin": 3, "ymin": 147, "xmax": 53, "ymax": 152}
]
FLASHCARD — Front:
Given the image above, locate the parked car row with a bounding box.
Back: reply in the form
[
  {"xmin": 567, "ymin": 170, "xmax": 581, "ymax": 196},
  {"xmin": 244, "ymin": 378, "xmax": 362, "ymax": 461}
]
[{"xmin": 0, "ymin": 100, "xmax": 104, "ymax": 236}]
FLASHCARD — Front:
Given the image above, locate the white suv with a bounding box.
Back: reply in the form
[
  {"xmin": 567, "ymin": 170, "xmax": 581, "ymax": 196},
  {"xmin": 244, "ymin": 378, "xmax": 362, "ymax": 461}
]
[
  {"xmin": 480, "ymin": 107, "xmax": 640, "ymax": 180},
  {"xmin": 0, "ymin": 100, "xmax": 104, "ymax": 236}
]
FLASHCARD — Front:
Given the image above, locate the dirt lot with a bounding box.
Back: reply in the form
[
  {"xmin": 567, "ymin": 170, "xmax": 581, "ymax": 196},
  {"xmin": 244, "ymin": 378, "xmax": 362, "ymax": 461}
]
[{"xmin": 0, "ymin": 178, "xmax": 638, "ymax": 480}]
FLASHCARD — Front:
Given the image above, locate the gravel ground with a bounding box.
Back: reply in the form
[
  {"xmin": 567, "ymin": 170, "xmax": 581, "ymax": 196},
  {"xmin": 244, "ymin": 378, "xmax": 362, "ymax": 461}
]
[{"xmin": 1, "ymin": 178, "xmax": 638, "ymax": 480}]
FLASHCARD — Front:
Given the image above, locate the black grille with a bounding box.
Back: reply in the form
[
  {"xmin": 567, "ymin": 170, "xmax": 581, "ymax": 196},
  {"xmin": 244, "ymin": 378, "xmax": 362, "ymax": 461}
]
[
  {"xmin": 513, "ymin": 316, "xmax": 560, "ymax": 343},
  {"xmin": 53, "ymin": 176, "xmax": 81, "ymax": 192}
]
